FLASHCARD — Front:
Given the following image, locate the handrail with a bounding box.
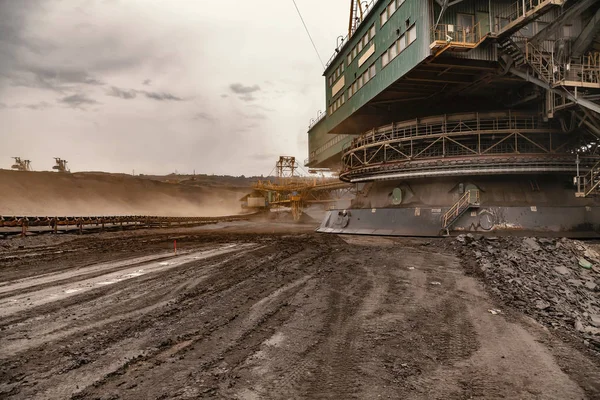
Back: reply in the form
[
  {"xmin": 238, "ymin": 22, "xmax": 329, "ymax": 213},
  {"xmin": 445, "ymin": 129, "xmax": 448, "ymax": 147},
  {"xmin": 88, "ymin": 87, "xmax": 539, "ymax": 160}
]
[
  {"xmin": 431, "ymin": 21, "xmax": 483, "ymax": 46},
  {"xmin": 494, "ymin": 0, "xmax": 560, "ymax": 33},
  {"xmin": 577, "ymin": 159, "xmax": 600, "ymax": 196},
  {"xmin": 325, "ymin": 0, "xmax": 377, "ymax": 68},
  {"xmin": 346, "ymin": 111, "xmax": 553, "ymax": 152},
  {"xmin": 442, "ymin": 189, "xmax": 480, "ymax": 229},
  {"xmin": 308, "ymin": 110, "xmax": 327, "ymax": 130}
]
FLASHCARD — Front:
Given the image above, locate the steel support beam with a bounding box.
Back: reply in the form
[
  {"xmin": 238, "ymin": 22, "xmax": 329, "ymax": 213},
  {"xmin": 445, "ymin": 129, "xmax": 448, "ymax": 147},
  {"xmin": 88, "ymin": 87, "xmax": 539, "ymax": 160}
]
[
  {"xmin": 530, "ymin": 0, "xmax": 596, "ymax": 46},
  {"xmin": 572, "ymin": 5, "xmax": 600, "ymax": 58},
  {"xmin": 509, "ymin": 67, "xmax": 600, "ymax": 115}
]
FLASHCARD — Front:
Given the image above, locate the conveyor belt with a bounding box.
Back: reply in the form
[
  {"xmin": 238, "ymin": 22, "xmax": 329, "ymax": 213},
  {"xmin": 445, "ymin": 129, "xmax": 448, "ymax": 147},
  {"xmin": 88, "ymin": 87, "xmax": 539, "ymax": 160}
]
[{"xmin": 0, "ymin": 214, "xmax": 256, "ymax": 236}]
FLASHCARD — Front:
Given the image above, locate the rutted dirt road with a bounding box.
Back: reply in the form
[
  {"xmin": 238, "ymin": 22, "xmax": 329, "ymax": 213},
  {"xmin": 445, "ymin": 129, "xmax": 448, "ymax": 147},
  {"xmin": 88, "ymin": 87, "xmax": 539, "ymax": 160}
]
[{"xmin": 1, "ymin": 223, "xmax": 599, "ymax": 399}]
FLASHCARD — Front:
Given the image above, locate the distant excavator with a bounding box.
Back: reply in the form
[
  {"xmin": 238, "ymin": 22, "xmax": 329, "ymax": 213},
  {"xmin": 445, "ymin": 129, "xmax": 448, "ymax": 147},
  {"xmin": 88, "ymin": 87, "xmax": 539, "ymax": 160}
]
[
  {"xmin": 53, "ymin": 158, "xmax": 70, "ymax": 173},
  {"xmin": 11, "ymin": 157, "xmax": 31, "ymax": 171}
]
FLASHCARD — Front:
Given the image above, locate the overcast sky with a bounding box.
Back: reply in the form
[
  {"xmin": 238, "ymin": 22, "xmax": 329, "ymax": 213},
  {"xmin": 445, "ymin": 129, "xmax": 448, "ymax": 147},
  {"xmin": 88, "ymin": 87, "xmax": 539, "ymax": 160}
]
[{"xmin": 0, "ymin": 0, "xmax": 347, "ymax": 176}]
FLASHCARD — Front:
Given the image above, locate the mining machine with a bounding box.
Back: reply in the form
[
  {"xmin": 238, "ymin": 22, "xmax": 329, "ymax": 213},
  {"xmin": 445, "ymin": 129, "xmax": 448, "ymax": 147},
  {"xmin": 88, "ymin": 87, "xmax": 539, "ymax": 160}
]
[
  {"xmin": 11, "ymin": 157, "xmax": 31, "ymax": 172},
  {"xmin": 307, "ymin": 0, "xmax": 600, "ymax": 236},
  {"xmin": 244, "ymin": 156, "xmax": 352, "ymax": 221},
  {"xmin": 53, "ymin": 158, "xmax": 70, "ymax": 173}
]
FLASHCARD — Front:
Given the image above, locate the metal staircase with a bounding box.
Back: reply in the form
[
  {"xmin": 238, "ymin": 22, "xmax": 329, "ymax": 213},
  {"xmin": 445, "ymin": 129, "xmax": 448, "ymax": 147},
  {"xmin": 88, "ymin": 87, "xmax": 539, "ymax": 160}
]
[
  {"xmin": 441, "ymin": 189, "xmax": 480, "ymax": 234},
  {"xmin": 498, "ymin": 37, "xmax": 526, "ymax": 67},
  {"xmin": 495, "ymin": 0, "xmax": 565, "ymax": 37},
  {"xmin": 525, "ymin": 42, "xmax": 554, "ymax": 84}
]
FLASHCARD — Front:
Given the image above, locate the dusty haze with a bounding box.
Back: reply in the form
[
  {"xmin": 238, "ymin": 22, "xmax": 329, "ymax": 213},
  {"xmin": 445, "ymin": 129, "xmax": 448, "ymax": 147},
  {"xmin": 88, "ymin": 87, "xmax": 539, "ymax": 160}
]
[{"xmin": 0, "ymin": 170, "xmax": 248, "ymax": 216}]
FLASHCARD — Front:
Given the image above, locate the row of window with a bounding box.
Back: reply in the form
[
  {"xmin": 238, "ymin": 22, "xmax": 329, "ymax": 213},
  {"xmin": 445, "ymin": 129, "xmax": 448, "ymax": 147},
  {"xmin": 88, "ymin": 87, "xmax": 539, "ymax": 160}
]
[
  {"xmin": 380, "ymin": 0, "xmax": 406, "ymax": 26},
  {"xmin": 313, "ymin": 134, "xmax": 350, "ymax": 157},
  {"xmin": 328, "ymin": 63, "xmax": 345, "ymax": 87},
  {"xmin": 348, "ymin": 63, "xmax": 377, "ymax": 99},
  {"xmin": 347, "ymin": 24, "xmax": 376, "ymax": 66},
  {"xmin": 382, "ymin": 24, "xmax": 416, "ymax": 67},
  {"xmin": 329, "ymin": 92, "xmax": 346, "ymax": 115}
]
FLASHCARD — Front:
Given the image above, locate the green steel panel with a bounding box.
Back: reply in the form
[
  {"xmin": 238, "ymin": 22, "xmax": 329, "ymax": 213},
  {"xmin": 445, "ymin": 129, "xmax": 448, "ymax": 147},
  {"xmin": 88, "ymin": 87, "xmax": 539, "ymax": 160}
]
[{"xmin": 322, "ymin": 0, "xmax": 431, "ymax": 133}]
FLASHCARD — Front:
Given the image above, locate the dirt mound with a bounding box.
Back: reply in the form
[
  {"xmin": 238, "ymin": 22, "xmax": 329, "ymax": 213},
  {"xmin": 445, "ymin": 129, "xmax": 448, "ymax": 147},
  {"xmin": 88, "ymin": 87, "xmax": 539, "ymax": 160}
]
[
  {"xmin": 456, "ymin": 234, "xmax": 600, "ymax": 350},
  {"xmin": 0, "ymin": 170, "xmax": 248, "ymax": 217}
]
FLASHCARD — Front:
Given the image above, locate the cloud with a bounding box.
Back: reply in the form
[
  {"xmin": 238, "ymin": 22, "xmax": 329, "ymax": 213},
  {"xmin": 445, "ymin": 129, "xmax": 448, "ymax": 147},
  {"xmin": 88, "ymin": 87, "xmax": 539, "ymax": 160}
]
[
  {"xmin": 0, "ymin": 102, "xmax": 6, "ymax": 109},
  {"xmin": 105, "ymin": 86, "xmax": 184, "ymax": 101},
  {"xmin": 239, "ymin": 93, "xmax": 256, "ymax": 102},
  {"xmin": 12, "ymin": 65, "xmax": 104, "ymax": 92},
  {"xmin": 193, "ymin": 112, "xmax": 215, "ymax": 122},
  {"xmin": 11, "ymin": 101, "xmax": 52, "ymax": 110},
  {"xmin": 106, "ymin": 86, "xmax": 137, "ymax": 99},
  {"xmin": 58, "ymin": 93, "xmax": 98, "ymax": 108},
  {"xmin": 229, "ymin": 83, "xmax": 261, "ymax": 94},
  {"xmin": 141, "ymin": 91, "xmax": 183, "ymax": 101},
  {"xmin": 142, "ymin": 79, "xmax": 151, "ymax": 85}
]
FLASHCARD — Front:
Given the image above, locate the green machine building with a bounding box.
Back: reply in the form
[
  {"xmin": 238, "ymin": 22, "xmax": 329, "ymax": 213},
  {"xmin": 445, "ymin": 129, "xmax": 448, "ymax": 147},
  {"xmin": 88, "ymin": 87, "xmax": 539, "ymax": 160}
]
[{"xmin": 307, "ymin": 0, "xmax": 600, "ymax": 236}]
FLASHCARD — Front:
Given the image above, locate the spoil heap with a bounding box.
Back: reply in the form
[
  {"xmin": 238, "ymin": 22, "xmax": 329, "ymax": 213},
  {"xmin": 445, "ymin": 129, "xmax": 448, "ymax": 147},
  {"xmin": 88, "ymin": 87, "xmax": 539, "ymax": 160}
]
[{"xmin": 456, "ymin": 235, "xmax": 600, "ymax": 350}]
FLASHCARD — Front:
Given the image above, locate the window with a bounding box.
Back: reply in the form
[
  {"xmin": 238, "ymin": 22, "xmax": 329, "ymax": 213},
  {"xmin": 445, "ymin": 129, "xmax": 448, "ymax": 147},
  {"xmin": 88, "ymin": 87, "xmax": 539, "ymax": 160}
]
[
  {"xmin": 370, "ymin": 64, "xmax": 376, "ymax": 78},
  {"xmin": 370, "ymin": 25, "xmax": 376, "ymax": 40},
  {"xmin": 348, "ymin": 86, "xmax": 353, "ymax": 98},
  {"xmin": 362, "ymin": 35, "xmax": 368, "ymax": 47},
  {"xmin": 457, "ymin": 14, "xmax": 474, "ymax": 32},
  {"xmin": 387, "ymin": 2, "xmax": 395, "ymax": 17},
  {"xmin": 364, "ymin": 68, "xmax": 370, "ymax": 81},
  {"xmin": 328, "ymin": 76, "xmax": 333, "ymax": 86},
  {"xmin": 380, "ymin": 9, "xmax": 388, "ymax": 26},
  {"xmin": 399, "ymin": 34, "xmax": 406, "ymax": 52},
  {"xmin": 358, "ymin": 40, "xmax": 363, "ymax": 53},
  {"xmin": 347, "ymin": 54, "xmax": 352, "ymax": 66},
  {"xmin": 408, "ymin": 24, "xmax": 417, "ymax": 45},
  {"xmin": 382, "ymin": 51, "xmax": 389, "ymax": 67},
  {"xmin": 390, "ymin": 43, "xmax": 397, "ymax": 59}
]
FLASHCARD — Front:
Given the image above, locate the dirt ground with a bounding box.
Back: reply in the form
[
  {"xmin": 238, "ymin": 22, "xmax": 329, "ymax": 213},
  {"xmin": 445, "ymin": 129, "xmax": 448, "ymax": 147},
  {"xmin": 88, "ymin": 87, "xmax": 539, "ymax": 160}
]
[{"xmin": 1, "ymin": 222, "xmax": 600, "ymax": 399}]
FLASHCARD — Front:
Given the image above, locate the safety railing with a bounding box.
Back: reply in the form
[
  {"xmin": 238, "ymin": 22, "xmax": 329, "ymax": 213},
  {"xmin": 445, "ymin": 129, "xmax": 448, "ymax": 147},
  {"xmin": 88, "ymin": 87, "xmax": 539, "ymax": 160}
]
[
  {"xmin": 345, "ymin": 111, "xmax": 553, "ymax": 152},
  {"xmin": 325, "ymin": 0, "xmax": 377, "ymax": 68},
  {"xmin": 576, "ymin": 159, "xmax": 600, "ymax": 197},
  {"xmin": 442, "ymin": 189, "xmax": 480, "ymax": 230},
  {"xmin": 525, "ymin": 41, "xmax": 553, "ymax": 83},
  {"xmin": 308, "ymin": 110, "xmax": 327, "ymax": 130},
  {"xmin": 556, "ymin": 53, "xmax": 600, "ymax": 87},
  {"xmin": 431, "ymin": 21, "xmax": 483, "ymax": 47},
  {"xmin": 494, "ymin": 0, "xmax": 562, "ymax": 34}
]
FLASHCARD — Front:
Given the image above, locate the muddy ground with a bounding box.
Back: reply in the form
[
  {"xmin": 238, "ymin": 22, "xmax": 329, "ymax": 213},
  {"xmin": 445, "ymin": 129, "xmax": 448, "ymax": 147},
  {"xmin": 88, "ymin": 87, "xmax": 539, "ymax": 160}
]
[{"xmin": 1, "ymin": 222, "xmax": 600, "ymax": 399}]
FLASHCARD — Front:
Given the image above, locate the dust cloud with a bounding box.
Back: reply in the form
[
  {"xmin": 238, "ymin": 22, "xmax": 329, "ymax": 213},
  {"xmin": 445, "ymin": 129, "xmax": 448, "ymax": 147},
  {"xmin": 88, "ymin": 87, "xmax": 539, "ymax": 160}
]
[{"xmin": 0, "ymin": 170, "xmax": 248, "ymax": 217}]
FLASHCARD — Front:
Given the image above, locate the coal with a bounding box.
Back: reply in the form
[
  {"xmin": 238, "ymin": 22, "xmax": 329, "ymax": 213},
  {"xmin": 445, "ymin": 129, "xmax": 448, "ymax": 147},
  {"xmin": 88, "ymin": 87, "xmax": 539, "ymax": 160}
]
[{"xmin": 456, "ymin": 236, "xmax": 600, "ymax": 349}]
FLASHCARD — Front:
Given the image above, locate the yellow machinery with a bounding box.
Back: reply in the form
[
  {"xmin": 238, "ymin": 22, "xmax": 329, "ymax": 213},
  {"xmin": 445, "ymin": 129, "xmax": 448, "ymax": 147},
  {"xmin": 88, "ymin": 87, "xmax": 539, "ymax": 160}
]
[{"xmin": 251, "ymin": 156, "xmax": 352, "ymax": 221}]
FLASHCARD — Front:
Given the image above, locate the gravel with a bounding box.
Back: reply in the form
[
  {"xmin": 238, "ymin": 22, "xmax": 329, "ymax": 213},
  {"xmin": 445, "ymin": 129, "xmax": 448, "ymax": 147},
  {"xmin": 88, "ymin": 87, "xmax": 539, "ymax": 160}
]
[{"xmin": 456, "ymin": 234, "xmax": 600, "ymax": 350}]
